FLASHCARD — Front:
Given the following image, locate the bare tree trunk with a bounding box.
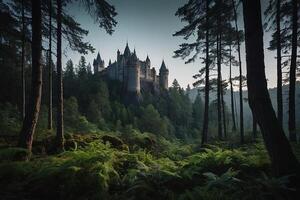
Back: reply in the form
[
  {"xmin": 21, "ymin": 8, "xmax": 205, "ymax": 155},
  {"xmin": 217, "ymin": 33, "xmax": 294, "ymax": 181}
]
[
  {"xmin": 19, "ymin": 0, "xmax": 42, "ymax": 154},
  {"xmin": 21, "ymin": 0, "xmax": 26, "ymax": 120},
  {"xmin": 217, "ymin": 33, "xmax": 223, "ymax": 140},
  {"xmin": 201, "ymin": 0, "xmax": 210, "ymax": 145},
  {"xmin": 288, "ymin": 0, "xmax": 298, "ymax": 142},
  {"xmin": 48, "ymin": 0, "xmax": 53, "ymax": 130},
  {"xmin": 56, "ymin": 0, "xmax": 64, "ymax": 151},
  {"xmin": 242, "ymin": 0, "xmax": 299, "ymax": 180},
  {"xmin": 276, "ymin": 0, "xmax": 283, "ymax": 128},
  {"xmin": 221, "ymin": 79, "xmax": 227, "ymax": 139},
  {"xmin": 229, "ymin": 44, "xmax": 237, "ymax": 132},
  {"xmin": 232, "ymin": 0, "xmax": 244, "ymax": 144}
]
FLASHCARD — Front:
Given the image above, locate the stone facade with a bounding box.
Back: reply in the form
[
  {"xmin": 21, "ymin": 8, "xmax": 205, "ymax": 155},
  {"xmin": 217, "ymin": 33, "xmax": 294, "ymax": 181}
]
[{"xmin": 93, "ymin": 43, "xmax": 169, "ymax": 95}]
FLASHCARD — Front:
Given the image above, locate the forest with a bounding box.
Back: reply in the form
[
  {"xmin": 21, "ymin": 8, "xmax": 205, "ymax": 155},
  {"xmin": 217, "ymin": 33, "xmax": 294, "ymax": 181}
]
[{"xmin": 0, "ymin": 0, "xmax": 299, "ymax": 199}]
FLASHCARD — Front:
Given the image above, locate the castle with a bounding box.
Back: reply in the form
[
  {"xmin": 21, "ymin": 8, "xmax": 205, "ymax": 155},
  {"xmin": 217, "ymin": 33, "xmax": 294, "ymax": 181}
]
[{"xmin": 93, "ymin": 43, "xmax": 169, "ymax": 97}]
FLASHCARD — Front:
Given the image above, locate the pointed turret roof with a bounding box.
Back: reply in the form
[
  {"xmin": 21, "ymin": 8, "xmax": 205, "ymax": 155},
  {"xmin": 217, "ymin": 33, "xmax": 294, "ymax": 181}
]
[
  {"xmin": 124, "ymin": 42, "xmax": 131, "ymax": 57},
  {"xmin": 146, "ymin": 55, "xmax": 150, "ymax": 62},
  {"xmin": 160, "ymin": 60, "xmax": 168, "ymax": 71},
  {"xmin": 96, "ymin": 52, "xmax": 101, "ymax": 60},
  {"xmin": 131, "ymin": 49, "xmax": 138, "ymax": 61},
  {"xmin": 109, "ymin": 59, "xmax": 112, "ymax": 65}
]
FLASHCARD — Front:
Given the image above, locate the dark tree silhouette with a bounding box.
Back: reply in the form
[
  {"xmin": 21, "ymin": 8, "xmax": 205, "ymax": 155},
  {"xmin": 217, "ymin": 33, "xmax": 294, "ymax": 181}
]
[
  {"xmin": 202, "ymin": 0, "xmax": 210, "ymax": 144},
  {"xmin": 48, "ymin": 0, "xmax": 53, "ymax": 130},
  {"xmin": 56, "ymin": 0, "xmax": 64, "ymax": 151},
  {"xmin": 21, "ymin": 0, "xmax": 25, "ymax": 120},
  {"xmin": 276, "ymin": 0, "xmax": 283, "ymax": 127},
  {"xmin": 242, "ymin": 0, "xmax": 299, "ymax": 179},
  {"xmin": 288, "ymin": 0, "xmax": 298, "ymax": 142},
  {"xmin": 18, "ymin": 0, "xmax": 42, "ymax": 154},
  {"xmin": 229, "ymin": 44, "xmax": 237, "ymax": 132},
  {"xmin": 232, "ymin": 0, "xmax": 244, "ymax": 144},
  {"xmin": 264, "ymin": 0, "xmax": 284, "ymax": 127}
]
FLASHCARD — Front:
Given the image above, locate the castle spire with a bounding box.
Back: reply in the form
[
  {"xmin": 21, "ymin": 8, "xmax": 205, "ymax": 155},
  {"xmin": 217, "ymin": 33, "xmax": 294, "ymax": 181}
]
[
  {"xmin": 146, "ymin": 55, "xmax": 150, "ymax": 62},
  {"xmin": 97, "ymin": 52, "xmax": 101, "ymax": 60},
  {"xmin": 160, "ymin": 59, "xmax": 167, "ymax": 71},
  {"xmin": 124, "ymin": 42, "xmax": 131, "ymax": 57}
]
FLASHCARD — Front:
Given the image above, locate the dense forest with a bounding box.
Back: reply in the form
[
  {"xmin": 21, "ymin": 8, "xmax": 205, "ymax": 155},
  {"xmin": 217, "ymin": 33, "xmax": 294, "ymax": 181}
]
[{"xmin": 0, "ymin": 0, "xmax": 299, "ymax": 199}]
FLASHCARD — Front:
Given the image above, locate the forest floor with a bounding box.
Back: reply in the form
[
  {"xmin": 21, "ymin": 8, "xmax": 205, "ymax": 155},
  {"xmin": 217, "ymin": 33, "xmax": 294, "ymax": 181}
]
[{"xmin": 0, "ymin": 130, "xmax": 299, "ymax": 200}]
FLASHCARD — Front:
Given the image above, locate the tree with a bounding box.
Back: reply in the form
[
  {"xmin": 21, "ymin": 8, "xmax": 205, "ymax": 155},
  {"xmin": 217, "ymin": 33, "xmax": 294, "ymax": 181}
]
[
  {"xmin": 56, "ymin": 0, "xmax": 64, "ymax": 151},
  {"xmin": 232, "ymin": 0, "xmax": 244, "ymax": 144},
  {"xmin": 229, "ymin": 44, "xmax": 237, "ymax": 131},
  {"xmin": 139, "ymin": 104, "xmax": 168, "ymax": 137},
  {"xmin": 77, "ymin": 56, "xmax": 88, "ymax": 80},
  {"xmin": 18, "ymin": 0, "xmax": 42, "ymax": 154},
  {"xmin": 192, "ymin": 91, "xmax": 204, "ymax": 131},
  {"xmin": 172, "ymin": 79, "xmax": 180, "ymax": 90},
  {"xmin": 47, "ymin": 0, "xmax": 53, "ymax": 130},
  {"xmin": 288, "ymin": 0, "xmax": 298, "ymax": 142},
  {"xmin": 174, "ymin": 0, "xmax": 211, "ymax": 144},
  {"xmin": 21, "ymin": 0, "xmax": 25, "ymax": 120},
  {"xmin": 264, "ymin": 0, "xmax": 283, "ymax": 127},
  {"xmin": 242, "ymin": 0, "xmax": 299, "ymax": 179},
  {"xmin": 54, "ymin": 0, "xmax": 117, "ymax": 150}
]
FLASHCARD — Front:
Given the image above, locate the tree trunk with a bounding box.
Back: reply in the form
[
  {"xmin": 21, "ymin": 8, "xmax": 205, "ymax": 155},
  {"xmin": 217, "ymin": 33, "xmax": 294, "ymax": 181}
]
[
  {"xmin": 276, "ymin": 0, "xmax": 283, "ymax": 128},
  {"xmin": 229, "ymin": 44, "xmax": 237, "ymax": 132},
  {"xmin": 288, "ymin": 0, "xmax": 298, "ymax": 142},
  {"xmin": 56, "ymin": 0, "xmax": 64, "ymax": 151},
  {"xmin": 217, "ymin": 33, "xmax": 223, "ymax": 140},
  {"xmin": 221, "ymin": 78, "xmax": 227, "ymax": 139},
  {"xmin": 232, "ymin": 0, "xmax": 244, "ymax": 144},
  {"xmin": 242, "ymin": 0, "xmax": 299, "ymax": 178},
  {"xmin": 18, "ymin": 0, "xmax": 42, "ymax": 154},
  {"xmin": 201, "ymin": 0, "xmax": 210, "ymax": 145},
  {"xmin": 48, "ymin": 0, "xmax": 53, "ymax": 130},
  {"xmin": 21, "ymin": 0, "xmax": 26, "ymax": 120}
]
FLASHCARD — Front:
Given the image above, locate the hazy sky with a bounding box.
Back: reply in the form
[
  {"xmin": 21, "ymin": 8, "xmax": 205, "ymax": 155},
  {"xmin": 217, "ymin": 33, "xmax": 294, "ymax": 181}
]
[{"xmin": 64, "ymin": 0, "xmax": 278, "ymax": 89}]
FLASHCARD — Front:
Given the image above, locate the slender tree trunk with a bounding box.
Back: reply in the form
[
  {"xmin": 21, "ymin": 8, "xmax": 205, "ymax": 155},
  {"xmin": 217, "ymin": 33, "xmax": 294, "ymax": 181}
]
[
  {"xmin": 217, "ymin": 33, "xmax": 223, "ymax": 140},
  {"xmin": 201, "ymin": 0, "xmax": 210, "ymax": 145},
  {"xmin": 48, "ymin": 0, "xmax": 53, "ymax": 130},
  {"xmin": 276, "ymin": 0, "xmax": 283, "ymax": 128},
  {"xmin": 229, "ymin": 44, "xmax": 237, "ymax": 132},
  {"xmin": 242, "ymin": 0, "xmax": 299, "ymax": 179},
  {"xmin": 19, "ymin": 0, "xmax": 42, "ymax": 154},
  {"xmin": 221, "ymin": 78, "xmax": 227, "ymax": 139},
  {"xmin": 56, "ymin": 0, "xmax": 64, "ymax": 151},
  {"xmin": 21, "ymin": 0, "xmax": 25, "ymax": 120},
  {"xmin": 288, "ymin": 0, "xmax": 298, "ymax": 142},
  {"xmin": 234, "ymin": 91, "xmax": 239, "ymax": 128},
  {"xmin": 232, "ymin": 0, "xmax": 244, "ymax": 144}
]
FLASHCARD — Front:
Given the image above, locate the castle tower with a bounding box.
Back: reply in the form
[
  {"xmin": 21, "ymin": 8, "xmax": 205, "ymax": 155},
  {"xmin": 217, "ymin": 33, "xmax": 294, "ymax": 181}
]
[
  {"xmin": 127, "ymin": 50, "xmax": 140, "ymax": 94},
  {"xmin": 93, "ymin": 52, "xmax": 105, "ymax": 73},
  {"xmin": 151, "ymin": 67, "xmax": 156, "ymax": 82},
  {"xmin": 159, "ymin": 60, "xmax": 169, "ymax": 90},
  {"xmin": 145, "ymin": 55, "xmax": 151, "ymax": 79}
]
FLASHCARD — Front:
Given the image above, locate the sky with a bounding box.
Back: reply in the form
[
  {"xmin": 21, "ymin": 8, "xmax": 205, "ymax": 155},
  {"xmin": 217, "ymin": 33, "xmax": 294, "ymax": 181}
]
[{"xmin": 63, "ymin": 0, "xmax": 278, "ymax": 89}]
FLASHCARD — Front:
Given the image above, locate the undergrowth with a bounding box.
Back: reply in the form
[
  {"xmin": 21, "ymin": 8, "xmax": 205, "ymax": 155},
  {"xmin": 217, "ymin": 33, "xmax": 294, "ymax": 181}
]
[{"xmin": 0, "ymin": 131, "xmax": 298, "ymax": 200}]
